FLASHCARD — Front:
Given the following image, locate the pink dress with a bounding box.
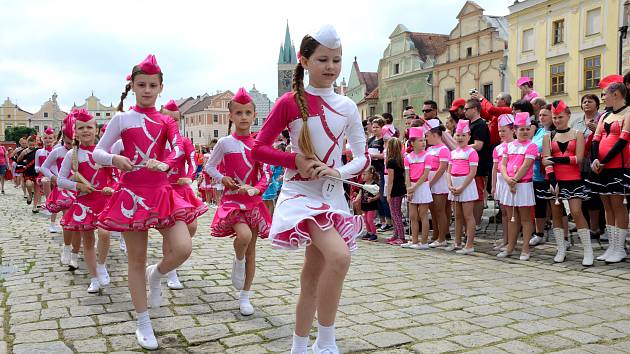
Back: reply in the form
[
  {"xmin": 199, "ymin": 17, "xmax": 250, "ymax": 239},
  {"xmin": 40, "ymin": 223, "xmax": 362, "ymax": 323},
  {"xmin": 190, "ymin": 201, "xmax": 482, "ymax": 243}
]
[
  {"xmin": 502, "ymin": 139, "xmax": 537, "ymax": 207},
  {"xmin": 426, "ymin": 143, "xmax": 450, "ymax": 194},
  {"xmin": 42, "ymin": 145, "xmax": 76, "ymax": 213},
  {"xmin": 34, "ymin": 146, "xmax": 52, "ymax": 188},
  {"xmin": 167, "ymin": 136, "xmax": 208, "ymax": 221},
  {"xmin": 252, "ymin": 86, "xmax": 369, "ymax": 251},
  {"xmin": 58, "ymin": 145, "xmax": 114, "ymax": 231},
  {"xmin": 492, "ymin": 143, "xmax": 508, "ymax": 203},
  {"xmin": 448, "ymin": 146, "xmax": 479, "ymax": 202},
  {"xmin": 206, "ymin": 133, "xmax": 271, "ymax": 238},
  {"xmin": 404, "ymin": 150, "xmax": 432, "ymax": 204},
  {"xmin": 93, "ymin": 106, "xmax": 198, "ymax": 232}
]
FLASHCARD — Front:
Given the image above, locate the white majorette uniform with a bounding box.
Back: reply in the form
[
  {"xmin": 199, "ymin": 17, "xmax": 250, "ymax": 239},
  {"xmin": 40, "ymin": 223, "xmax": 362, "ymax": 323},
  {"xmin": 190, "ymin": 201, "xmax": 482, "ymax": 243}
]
[
  {"xmin": 493, "ymin": 142, "xmax": 508, "ymax": 203},
  {"xmin": 426, "ymin": 143, "xmax": 450, "ymax": 195},
  {"xmin": 404, "ymin": 149, "xmax": 432, "ymax": 204},
  {"xmin": 501, "ymin": 139, "xmax": 537, "ymax": 207},
  {"xmin": 42, "ymin": 145, "xmax": 76, "ymax": 213},
  {"xmin": 252, "ymin": 86, "xmax": 369, "ymax": 251}
]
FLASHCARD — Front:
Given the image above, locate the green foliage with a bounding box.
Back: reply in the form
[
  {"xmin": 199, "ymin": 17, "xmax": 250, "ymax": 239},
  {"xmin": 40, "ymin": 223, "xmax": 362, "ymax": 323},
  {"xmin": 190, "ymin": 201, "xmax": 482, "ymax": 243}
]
[{"xmin": 4, "ymin": 126, "xmax": 36, "ymax": 143}]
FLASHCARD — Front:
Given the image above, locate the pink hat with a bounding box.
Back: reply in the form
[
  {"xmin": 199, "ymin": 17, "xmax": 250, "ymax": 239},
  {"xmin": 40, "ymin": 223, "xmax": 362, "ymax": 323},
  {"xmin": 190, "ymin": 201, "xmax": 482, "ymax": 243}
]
[
  {"xmin": 100, "ymin": 124, "xmax": 107, "ymax": 134},
  {"xmin": 138, "ymin": 54, "xmax": 161, "ymax": 75},
  {"xmin": 232, "ymin": 87, "xmax": 253, "ymax": 105},
  {"xmin": 408, "ymin": 127, "xmax": 425, "ymax": 139},
  {"xmin": 516, "ymin": 76, "xmax": 533, "ymax": 87},
  {"xmin": 382, "ymin": 124, "xmax": 395, "ymax": 139},
  {"xmin": 125, "ymin": 74, "xmax": 131, "ymax": 81},
  {"xmin": 552, "ymin": 100, "xmax": 567, "ymax": 116},
  {"xmin": 498, "ymin": 114, "xmax": 514, "ymax": 127},
  {"xmin": 72, "ymin": 108, "xmax": 94, "ymax": 123},
  {"xmin": 44, "ymin": 127, "xmax": 55, "ymax": 136},
  {"xmin": 62, "ymin": 114, "xmax": 75, "ymax": 139},
  {"xmin": 514, "ymin": 112, "xmax": 531, "ymax": 126},
  {"xmin": 164, "ymin": 99, "xmax": 178, "ymax": 112},
  {"xmin": 424, "ymin": 118, "xmax": 441, "ymax": 130},
  {"xmin": 455, "ymin": 119, "xmax": 470, "ymax": 134},
  {"xmin": 599, "ymin": 74, "xmax": 624, "ymax": 89}
]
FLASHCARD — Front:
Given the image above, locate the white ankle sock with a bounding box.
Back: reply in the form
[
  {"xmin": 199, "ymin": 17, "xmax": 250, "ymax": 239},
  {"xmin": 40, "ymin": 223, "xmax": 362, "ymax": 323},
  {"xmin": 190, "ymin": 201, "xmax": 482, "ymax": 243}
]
[
  {"xmin": 149, "ymin": 265, "xmax": 163, "ymax": 286},
  {"xmin": 291, "ymin": 332, "xmax": 309, "ymax": 353},
  {"xmin": 167, "ymin": 269, "xmax": 178, "ymax": 281},
  {"xmin": 136, "ymin": 310, "xmax": 154, "ymax": 336},
  {"xmin": 317, "ymin": 323, "xmax": 336, "ymax": 347},
  {"xmin": 97, "ymin": 263, "xmax": 106, "ymax": 271}
]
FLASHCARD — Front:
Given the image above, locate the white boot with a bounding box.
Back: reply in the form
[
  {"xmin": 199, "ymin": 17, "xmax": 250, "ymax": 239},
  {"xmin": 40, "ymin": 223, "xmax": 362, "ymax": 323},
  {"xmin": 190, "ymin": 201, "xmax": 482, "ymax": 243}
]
[
  {"xmin": 553, "ymin": 228, "xmax": 566, "ymax": 263},
  {"xmin": 606, "ymin": 228, "xmax": 627, "ymax": 263},
  {"xmin": 577, "ymin": 228, "xmax": 593, "ymax": 266},
  {"xmin": 597, "ymin": 225, "xmax": 616, "ymax": 261},
  {"xmin": 231, "ymin": 257, "xmax": 246, "ymax": 290},
  {"xmin": 69, "ymin": 252, "xmax": 79, "ymax": 270},
  {"xmin": 239, "ymin": 290, "xmax": 255, "ymax": 316},
  {"xmin": 60, "ymin": 245, "xmax": 70, "ymax": 265}
]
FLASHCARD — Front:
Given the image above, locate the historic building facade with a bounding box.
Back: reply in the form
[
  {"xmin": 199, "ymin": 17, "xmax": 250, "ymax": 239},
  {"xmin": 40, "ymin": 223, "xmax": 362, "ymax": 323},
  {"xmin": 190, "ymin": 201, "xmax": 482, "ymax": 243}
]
[
  {"xmin": 0, "ymin": 98, "xmax": 33, "ymax": 141},
  {"xmin": 433, "ymin": 1, "xmax": 508, "ymax": 113},
  {"xmin": 29, "ymin": 93, "xmax": 67, "ymax": 134},
  {"xmin": 249, "ymin": 85, "xmax": 273, "ymax": 132},
  {"xmin": 72, "ymin": 92, "xmax": 116, "ymax": 126},
  {"xmin": 507, "ymin": 0, "xmax": 620, "ymax": 112},
  {"xmin": 278, "ymin": 23, "xmax": 297, "ymax": 98},
  {"xmin": 183, "ymin": 91, "xmax": 234, "ymax": 145},
  {"xmin": 346, "ymin": 58, "xmax": 378, "ymax": 119},
  {"xmin": 377, "ymin": 25, "xmax": 448, "ymax": 126}
]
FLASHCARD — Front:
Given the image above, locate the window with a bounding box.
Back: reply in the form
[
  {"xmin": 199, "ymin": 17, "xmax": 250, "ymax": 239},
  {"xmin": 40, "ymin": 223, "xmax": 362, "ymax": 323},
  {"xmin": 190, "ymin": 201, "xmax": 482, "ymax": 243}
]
[
  {"xmin": 7, "ymin": 114, "xmax": 10, "ymax": 118},
  {"xmin": 106, "ymin": 113, "xmax": 110, "ymax": 117},
  {"xmin": 394, "ymin": 63, "xmax": 400, "ymax": 75},
  {"xmin": 369, "ymin": 106, "xmax": 376, "ymax": 116},
  {"xmin": 213, "ymin": 130, "xmax": 219, "ymax": 138},
  {"xmin": 552, "ymin": 19, "xmax": 564, "ymax": 45},
  {"xmin": 467, "ymin": 47, "xmax": 473, "ymax": 57},
  {"xmin": 584, "ymin": 55, "xmax": 601, "ymax": 90},
  {"xmin": 386, "ymin": 102, "xmax": 392, "ymax": 113},
  {"xmin": 96, "ymin": 112, "xmax": 101, "ymax": 117},
  {"xmin": 520, "ymin": 69, "xmax": 534, "ymax": 82},
  {"xmin": 43, "ymin": 112, "xmax": 48, "ymax": 118},
  {"xmin": 44, "ymin": 125, "xmax": 48, "ymax": 130},
  {"xmin": 482, "ymin": 84, "xmax": 493, "ymax": 101},
  {"xmin": 446, "ymin": 90, "xmax": 455, "ymax": 109},
  {"xmin": 34, "ymin": 126, "xmax": 39, "ymax": 132},
  {"xmin": 550, "ymin": 63, "xmax": 565, "ymax": 95},
  {"xmin": 198, "ymin": 131, "xmax": 201, "ymax": 138},
  {"xmin": 254, "ymin": 119, "xmax": 259, "ymax": 126},
  {"xmin": 402, "ymin": 99, "xmax": 409, "ymax": 111},
  {"xmin": 522, "ymin": 29, "xmax": 534, "ymax": 52},
  {"xmin": 213, "ymin": 114, "xmax": 218, "ymax": 123},
  {"xmin": 586, "ymin": 8, "xmax": 601, "ymax": 35}
]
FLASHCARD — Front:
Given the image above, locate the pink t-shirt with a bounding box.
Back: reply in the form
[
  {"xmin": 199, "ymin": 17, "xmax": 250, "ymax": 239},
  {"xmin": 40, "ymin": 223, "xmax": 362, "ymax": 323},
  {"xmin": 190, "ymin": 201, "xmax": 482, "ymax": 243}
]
[
  {"xmin": 0, "ymin": 146, "xmax": 6, "ymax": 165},
  {"xmin": 426, "ymin": 144, "xmax": 450, "ymax": 171},
  {"xmin": 449, "ymin": 146, "xmax": 478, "ymax": 176},
  {"xmin": 404, "ymin": 150, "xmax": 430, "ymax": 182},
  {"xmin": 503, "ymin": 139, "xmax": 537, "ymax": 182},
  {"xmin": 492, "ymin": 143, "xmax": 508, "ymax": 173},
  {"xmin": 523, "ymin": 91, "xmax": 539, "ymax": 101}
]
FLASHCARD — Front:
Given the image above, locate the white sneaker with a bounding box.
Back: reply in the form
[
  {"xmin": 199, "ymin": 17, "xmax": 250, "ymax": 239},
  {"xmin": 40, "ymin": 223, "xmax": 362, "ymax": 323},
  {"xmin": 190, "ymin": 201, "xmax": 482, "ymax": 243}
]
[
  {"xmin": 145, "ymin": 265, "xmax": 163, "ymax": 308},
  {"xmin": 231, "ymin": 257, "xmax": 246, "ymax": 290},
  {"xmin": 87, "ymin": 278, "xmax": 100, "ymax": 293},
  {"xmin": 240, "ymin": 299, "xmax": 255, "ymax": 316},
  {"xmin": 40, "ymin": 208, "xmax": 51, "ymax": 216},
  {"xmin": 135, "ymin": 328, "xmax": 158, "ymax": 350},
  {"xmin": 429, "ymin": 240, "xmax": 447, "ymax": 248},
  {"xmin": 519, "ymin": 253, "xmax": 531, "ymax": 261},
  {"xmin": 529, "ymin": 235, "xmax": 543, "ymax": 246},
  {"xmin": 401, "ymin": 242, "xmax": 415, "ymax": 248},
  {"xmin": 97, "ymin": 264, "xmax": 110, "ymax": 286},
  {"xmin": 497, "ymin": 250, "xmax": 512, "ymax": 258},
  {"xmin": 444, "ymin": 244, "xmax": 462, "ymax": 252},
  {"xmin": 60, "ymin": 245, "xmax": 70, "ymax": 265},
  {"xmin": 167, "ymin": 270, "xmax": 184, "ymax": 290},
  {"xmin": 311, "ymin": 339, "xmax": 340, "ymax": 354},
  {"xmin": 69, "ymin": 253, "xmax": 79, "ymax": 270},
  {"xmin": 49, "ymin": 224, "xmax": 61, "ymax": 233},
  {"xmin": 410, "ymin": 243, "xmax": 429, "ymax": 250},
  {"xmin": 456, "ymin": 247, "xmax": 475, "ymax": 255},
  {"xmin": 493, "ymin": 243, "xmax": 507, "ymax": 251}
]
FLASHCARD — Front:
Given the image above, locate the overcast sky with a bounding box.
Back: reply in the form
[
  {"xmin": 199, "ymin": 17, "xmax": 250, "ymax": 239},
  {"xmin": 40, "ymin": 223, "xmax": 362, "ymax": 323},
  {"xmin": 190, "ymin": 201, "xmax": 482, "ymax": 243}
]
[{"xmin": 0, "ymin": 0, "xmax": 509, "ymax": 113}]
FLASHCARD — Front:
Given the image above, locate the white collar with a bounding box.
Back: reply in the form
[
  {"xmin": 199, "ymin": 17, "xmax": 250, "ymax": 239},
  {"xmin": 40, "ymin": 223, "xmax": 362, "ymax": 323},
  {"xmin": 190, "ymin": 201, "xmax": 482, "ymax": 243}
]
[{"xmin": 305, "ymin": 85, "xmax": 334, "ymax": 96}]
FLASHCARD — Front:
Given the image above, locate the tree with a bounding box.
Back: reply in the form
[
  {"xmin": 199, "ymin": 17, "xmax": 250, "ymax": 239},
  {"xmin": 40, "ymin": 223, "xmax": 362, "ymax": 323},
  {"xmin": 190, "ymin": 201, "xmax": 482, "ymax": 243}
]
[{"xmin": 4, "ymin": 127, "xmax": 36, "ymax": 143}]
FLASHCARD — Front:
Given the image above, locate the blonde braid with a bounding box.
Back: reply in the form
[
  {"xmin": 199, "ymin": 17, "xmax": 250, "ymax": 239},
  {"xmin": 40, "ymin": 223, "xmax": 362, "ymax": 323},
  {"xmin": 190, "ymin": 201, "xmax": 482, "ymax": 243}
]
[{"xmin": 293, "ymin": 63, "xmax": 316, "ymax": 158}]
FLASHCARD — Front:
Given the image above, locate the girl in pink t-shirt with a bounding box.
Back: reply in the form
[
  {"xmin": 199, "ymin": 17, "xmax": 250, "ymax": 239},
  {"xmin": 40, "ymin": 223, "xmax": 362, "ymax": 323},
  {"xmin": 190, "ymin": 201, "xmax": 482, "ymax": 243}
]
[
  {"xmin": 500, "ymin": 112, "xmax": 537, "ymax": 260},
  {"xmin": 491, "ymin": 114, "xmax": 515, "ymax": 251},
  {"xmin": 446, "ymin": 120, "xmax": 478, "ymax": 254},
  {"xmin": 403, "ymin": 127, "xmax": 432, "ymax": 249}
]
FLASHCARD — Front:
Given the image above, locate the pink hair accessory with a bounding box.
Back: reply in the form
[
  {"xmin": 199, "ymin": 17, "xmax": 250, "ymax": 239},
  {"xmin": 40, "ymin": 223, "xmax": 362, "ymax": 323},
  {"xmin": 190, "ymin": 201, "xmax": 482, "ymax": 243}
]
[
  {"xmin": 72, "ymin": 108, "xmax": 94, "ymax": 123},
  {"xmin": 164, "ymin": 99, "xmax": 178, "ymax": 112},
  {"xmin": 232, "ymin": 87, "xmax": 253, "ymax": 105},
  {"xmin": 408, "ymin": 127, "xmax": 424, "ymax": 139},
  {"xmin": 455, "ymin": 119, "xmax": 470, "ymax": 134},
  {"xmin": 44, "ymin": 127, "xmax": 55, "ymax": 135},
  {"xmin": 138, "ymin": 54, "xmax": 161, "ymax": 75},
  {"xmin": 514, "ymin": 112, "xmax": 531, "ymax": 126},
  {"xmin": 498, "ymin": 114, "xmax": 514, "ymax": 127},
  {"xmin": 100, "ymin": 124, "xmax": 107, "ymax": 134},
  {"xmin": 297, "ymin": 51, "xmax": 301, "ymax": 61},
  {"xmin": 125, "ymin": 74, "xmax": 131, "ymax": 81},
  {"xmin": 62, "ymin": 115, "xmax": 75, "ymax": 139},
  {"xmin": 516, "ymin": 76, "xmax": 533, "ymax": 87}
]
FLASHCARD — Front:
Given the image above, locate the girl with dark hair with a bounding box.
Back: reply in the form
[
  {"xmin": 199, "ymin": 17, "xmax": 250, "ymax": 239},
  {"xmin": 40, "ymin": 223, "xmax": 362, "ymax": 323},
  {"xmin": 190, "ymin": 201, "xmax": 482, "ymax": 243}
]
[
  {"xmin": 16, "ymin": 135, "xmax": 39, "ymax": 207},
  {"xmin": 252, "ymin": 25, "xmax": 368, "ymax": 354},
  {"xmin": 385, "ymin": 138, "xmax": 407, "ymax": 245},
  {"xmin": 35, "ymin": 128, "xmax": 56, "ymax": 215}
]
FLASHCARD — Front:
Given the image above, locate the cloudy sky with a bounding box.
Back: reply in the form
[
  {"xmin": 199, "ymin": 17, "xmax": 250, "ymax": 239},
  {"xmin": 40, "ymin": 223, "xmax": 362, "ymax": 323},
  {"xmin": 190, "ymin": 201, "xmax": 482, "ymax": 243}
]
[{"xmin": 0, "ymin": 0, "xmax": 509, "ymax": 113}]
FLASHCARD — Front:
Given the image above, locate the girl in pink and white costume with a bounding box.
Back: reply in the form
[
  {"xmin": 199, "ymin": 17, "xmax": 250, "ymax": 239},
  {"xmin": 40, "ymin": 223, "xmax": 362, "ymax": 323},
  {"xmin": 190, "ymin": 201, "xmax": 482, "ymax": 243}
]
[
  {"xmin": 94, "ymin": 55, "xmax": 198, "ymax": 350},
  {"xmin": 403, "ymin": 126, "xmax": 432, "ymax": 249},
  {"xmin": 425, "ymin": 120, "xmax": 451, "ymax": 248},
  {"xmin": 446, "ymin": 120, "xmax": 479, "ymax": 254},
  {"xmin": 499, "ymin": 112, "xmax": 537, "ymax": 260},
  {"xmin": 34, "ymin": 127, "xmax": 56, "ymax": 215},
  {"xmin": 58, "ymin": 109, "xmax": 113, "ymax": 293},
  {"xmin": 517, "ymin": 76, "xmax": 539, "ymax": 101},
  {"xmin": 252, "ymin": 25, "xmax": 368, "ymax": 354},
  {"xmin": 205, "ymin": 88, "xmax": 271, "ymax": 316},
  {"xmin": 42, "ymin": 116, "xmax": 80, "ymax": 268},
  {"xmin": 491, "ymin": 114, "xmax": 515, "ymax": 251},
  {"xmin": 162, "ymin": 99, "xmax": 208, "ymax": 289}
]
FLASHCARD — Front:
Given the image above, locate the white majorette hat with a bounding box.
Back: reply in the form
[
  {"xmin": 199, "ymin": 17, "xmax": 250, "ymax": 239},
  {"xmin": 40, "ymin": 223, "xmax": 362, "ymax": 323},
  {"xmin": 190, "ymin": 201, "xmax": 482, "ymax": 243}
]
[{"xmin": 310, "ymin": 24, "xmax": 341, "ymax": 49}]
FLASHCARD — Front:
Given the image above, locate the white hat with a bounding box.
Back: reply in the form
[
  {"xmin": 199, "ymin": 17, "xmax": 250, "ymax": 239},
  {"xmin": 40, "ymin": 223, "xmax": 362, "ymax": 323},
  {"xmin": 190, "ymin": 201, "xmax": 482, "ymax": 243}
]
[{"xmin": 310, "ymin": 24, "xmax": 341, "ymax": 49}]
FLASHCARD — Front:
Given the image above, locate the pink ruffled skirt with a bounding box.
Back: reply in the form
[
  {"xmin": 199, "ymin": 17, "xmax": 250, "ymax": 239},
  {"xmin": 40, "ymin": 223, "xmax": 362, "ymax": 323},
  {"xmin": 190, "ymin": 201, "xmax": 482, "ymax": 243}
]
[
  {"xmin": 45, "ymin": 187, "xmax": 76, "ymax": 214},
  {"xmin": 61, "ymin": 193, "xmax": 108, "ymax": 231},
  {"xmin": 211, "ymin": 200, "xmax": 270, "ymax": 238},
  {"xmin": 172, "ymin": 183, "xmax": 208, "ymax": 223}
]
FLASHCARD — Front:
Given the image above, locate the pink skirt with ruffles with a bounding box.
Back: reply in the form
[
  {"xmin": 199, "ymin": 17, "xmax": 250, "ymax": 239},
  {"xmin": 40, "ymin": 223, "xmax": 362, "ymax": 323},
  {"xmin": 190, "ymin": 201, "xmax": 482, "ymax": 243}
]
[
  {"xmin": 45, "ymin": 187, "xmax": 76, "ymax": 214},
  {"xmin": 211, "ymin": 201, "xmax": 271, "ymax": 238},
  {"xmin": 172, "ymin": 183, "xmax": 209, "ymax": 223},
  {"xmin": 61, "ymin": 193, "xmax": 108, "ymax": 231}
]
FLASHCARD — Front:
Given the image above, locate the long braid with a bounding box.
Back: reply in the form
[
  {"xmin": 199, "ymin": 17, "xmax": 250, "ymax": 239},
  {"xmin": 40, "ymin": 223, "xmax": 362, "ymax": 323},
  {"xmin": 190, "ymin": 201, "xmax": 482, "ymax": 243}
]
[
  {"xmin": 293, "ymin": 62, "xmax": 316, "ymax": 158},
  {"xmin": 117, "ymin": 82, "xmax": 131, "ymax": 112},
  {"xmin": 227, "ymin": 120, "xmax": 233, "ymax": 135},
  {"xmin": 71, "ymin": 137, "xmax": 91, "ymax": 188}
]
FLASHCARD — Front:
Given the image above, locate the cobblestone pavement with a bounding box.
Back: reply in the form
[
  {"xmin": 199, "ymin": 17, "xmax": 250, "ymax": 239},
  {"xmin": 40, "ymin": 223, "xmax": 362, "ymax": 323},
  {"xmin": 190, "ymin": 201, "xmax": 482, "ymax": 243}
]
[{"xmin": 2, "ymin": 187, "xmax": 630, "ymax": 353}]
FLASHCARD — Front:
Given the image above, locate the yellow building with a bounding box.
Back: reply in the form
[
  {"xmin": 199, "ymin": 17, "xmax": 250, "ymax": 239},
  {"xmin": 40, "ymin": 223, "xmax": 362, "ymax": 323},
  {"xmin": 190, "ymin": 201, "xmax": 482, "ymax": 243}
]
[
  {"xmin": 0, "ymin": 98, "xmax": 33, "ymax": 141},
  {"xmin": 72, "ymin": 92, "xmax": 116, "ymax": 126},
  {"xmin": 507, "ymin": 0, "xmax": 621, "ymax": 112}
]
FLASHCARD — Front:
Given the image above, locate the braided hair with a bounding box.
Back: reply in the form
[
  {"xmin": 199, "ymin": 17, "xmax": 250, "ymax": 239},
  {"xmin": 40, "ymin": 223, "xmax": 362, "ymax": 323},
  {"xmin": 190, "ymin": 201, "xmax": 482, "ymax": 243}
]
[
  {"xmin": 293, "ymin": 35, "xmax": 321, "ymax": 158},
  {"xmin": 117, "ymin": 65, "xmax": 164, "ymax": 112}
]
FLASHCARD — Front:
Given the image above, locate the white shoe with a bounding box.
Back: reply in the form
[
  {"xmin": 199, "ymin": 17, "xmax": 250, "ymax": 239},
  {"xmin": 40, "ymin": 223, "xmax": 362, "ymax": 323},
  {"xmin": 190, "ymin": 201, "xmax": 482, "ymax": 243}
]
[
  {"xmin": 429, "ymin": 240, "xmax": 447, "ymax": 248},
  {"xmin": 606, "ymin": 228, "xmax": 627, "ymax": 263},
  {"xmin": 529, "ymin": 235, "xmax": 543, "ymax": 246},
  {"xmin": 493, "ymin": 243, "xmax": 507, "ymax": 251},
  {"xmin": 456, "ymin": 247, "xmax": 474, "ymax": 255},
  {"xmin": 553, "ymin": 228, "xmax": 566, "ymax": 263},
  {"xmin": 97, "ymin": 264, "xmax": 110, "ymax": 286},
  {"xmin": 60, "ymin": 245, "xmax": 70, "ymax": 265},
  {"xmin": 410, "ymin": 243, "xmax": 429, "ymax": 250},
  {"xmin": 497, "ymin": 250, "xmax": 512, "ymax": 258},
  {"xmin": 69, "ymin": 253, "xmax": 79, "ymax": 270},
  {"xmin": 145, "ymin": 265, "xmax": 163, "ymax": 308},
  {"xmin": 401, "ymin": 242, "xmax": 415, "ymax": 248},
  {"xmin": 240, "ymin": 299, "xmax": 255, "ymax": 316},
  {"xmin": 87, "ymin": 278, "xmax": 100, "ymax": 293},
  {"xmin": 311, "ymin": 339, "xmax": 339, "ymax": 354},
  {"xmin": 167, "ymin": 270, "xmax": 184, "ymax": 290},
  {"xmin": 231, "ymin": 257, "xmax": 246, "ymax": 290},
  {"xmin": 519, "ymin": 253, "xmax": 531, "ymax": 261},
  {"xmin": 135, "ymin": 328, "xmax": 158, "ymax": 350},
  {"xmin": 40, "ymin": 208, "xmax": 51, "ymax": 216},
  {"xmin": 597, "ymin": 226, "xmax": 616, "ymax": 261},
  {"xmin": 444, "ymin": 244, "xmax": 461, "ymax": 252},
  {"xmin": 577, "ymin": 229, "xmax": 594, "ymax": 266},
  {"xmin": 49, "ymin": 224, "xmax": 60, "ymax": 233}
]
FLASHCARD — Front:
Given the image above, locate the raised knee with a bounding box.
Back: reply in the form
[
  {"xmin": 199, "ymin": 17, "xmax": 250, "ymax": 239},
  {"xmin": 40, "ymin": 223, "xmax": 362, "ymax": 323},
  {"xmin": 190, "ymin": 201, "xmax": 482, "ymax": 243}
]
[{"xmin": 328, "ymin": 251, "xmax": 351, "ymax": 273}]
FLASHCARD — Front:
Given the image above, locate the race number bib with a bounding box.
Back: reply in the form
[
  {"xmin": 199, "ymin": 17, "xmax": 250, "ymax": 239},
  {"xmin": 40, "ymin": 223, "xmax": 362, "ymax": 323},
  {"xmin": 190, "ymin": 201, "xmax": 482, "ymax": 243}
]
[{"xmin": 322, "ymin": 178, "xmax": 342, "ymax": 200}]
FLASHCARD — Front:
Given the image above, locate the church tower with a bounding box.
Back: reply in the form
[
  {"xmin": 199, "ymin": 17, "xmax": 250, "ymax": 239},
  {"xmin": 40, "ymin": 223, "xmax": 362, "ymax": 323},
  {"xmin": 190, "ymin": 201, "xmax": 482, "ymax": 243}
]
[{"xmin": 278, "ymin": 22, "xmax": 297, "ymax": 98}]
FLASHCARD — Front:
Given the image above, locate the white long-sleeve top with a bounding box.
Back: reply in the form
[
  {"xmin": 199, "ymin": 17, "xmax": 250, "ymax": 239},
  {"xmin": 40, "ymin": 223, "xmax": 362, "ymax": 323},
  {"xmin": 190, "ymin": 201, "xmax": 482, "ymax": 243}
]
[{"xmin": 40, "ymin": 145, "xmax": 69, "ymax": 178}]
